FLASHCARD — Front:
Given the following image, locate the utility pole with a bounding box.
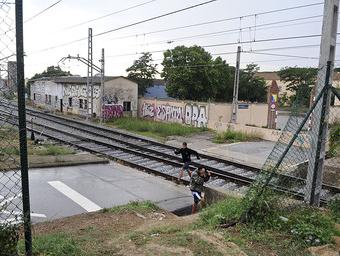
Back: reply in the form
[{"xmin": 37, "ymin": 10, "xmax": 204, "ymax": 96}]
[
  {"xmin": 99, "ymin": 48, "xmax": 105, "ymax": 123},
  {"xmin": 86, "ymin": 28, "xmax": 93, "ymax": 119},
  {"xmin": 305, "ymin": 0, "xmax": 339, "ymax": 206},
  {"xmin": 231, "ymin": 46, "xmax": 241, "ymax": 123}
]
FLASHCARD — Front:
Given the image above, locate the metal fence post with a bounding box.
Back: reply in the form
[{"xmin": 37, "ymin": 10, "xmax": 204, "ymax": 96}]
[
  {"xmin": 308, "ymin": 61, "xmax": 332, "ymax": 206},
  {"xmin": 15, "ymin": 0, "xmax": 32, "ymax": 254}
]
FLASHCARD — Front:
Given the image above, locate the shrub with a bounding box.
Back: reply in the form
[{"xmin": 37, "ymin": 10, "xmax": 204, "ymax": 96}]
[{"xmin": 0, "ymin": 223, "xmax": 19, "ymax": 256}]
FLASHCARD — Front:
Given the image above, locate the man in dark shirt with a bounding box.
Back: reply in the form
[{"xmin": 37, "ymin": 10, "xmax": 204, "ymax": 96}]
[
  {"xmin": 190, "ymin": 167, "xmax": 211, "ymax": 214},
  {"xmin": 174, "ymin": 142, "xmax": 200, "ymax": 180}
]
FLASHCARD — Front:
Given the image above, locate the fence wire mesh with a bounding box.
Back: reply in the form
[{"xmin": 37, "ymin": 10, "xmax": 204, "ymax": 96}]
[
  {"xmin": 243, "ymin": 62, "xmax": 340, "ymax": 224},
  {"xmin": 0, "ymin": 1, "xmax": 24, "ymax": 254}
]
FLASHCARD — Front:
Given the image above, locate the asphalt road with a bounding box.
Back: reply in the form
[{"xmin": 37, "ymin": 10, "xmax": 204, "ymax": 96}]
[{"xmin": 0, "ymin": 162, "xmax": 193, "ymax": 223}]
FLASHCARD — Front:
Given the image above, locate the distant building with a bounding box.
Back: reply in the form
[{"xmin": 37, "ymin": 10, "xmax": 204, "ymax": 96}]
[
  {"xmin": 144, "ymin": 79, "xmax": 172, "ymax": 99},
  {"xmin": 30, "ymin": 76, "xmax": 138, "ymax": 118},
  {"xmin": 256, "ymin": 71, "xmax": 340, "ymax": 106}
]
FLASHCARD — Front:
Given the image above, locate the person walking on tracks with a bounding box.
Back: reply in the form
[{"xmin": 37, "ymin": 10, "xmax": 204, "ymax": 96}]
[
  {"xmin": 190, "ymin": 166, "xmax": 211, "ymax": 214},
  {"xmin": 174, "ymin": 142, "xmax": 200, "ymax": 180}
]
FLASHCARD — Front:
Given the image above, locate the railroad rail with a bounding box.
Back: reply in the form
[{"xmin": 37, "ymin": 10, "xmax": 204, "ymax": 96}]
[{"xmin": 0, "ymin": 101, "xmax": 339, "ymax": 203}]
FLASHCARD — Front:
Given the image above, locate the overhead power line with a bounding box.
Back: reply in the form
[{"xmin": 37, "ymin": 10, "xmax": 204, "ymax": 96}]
[
  {"xmin": 28, "ymin": 1, "xmax": 323, "ymax": 55},
  {"xmin": 63, "ymin": 0, "xmax": 157, "ymax": 30},
  {"xmin": 1, "ymin": 0, "xmax": 63, "ymax": 36},
  {"xmin": 106, "ymin": 34, "xmax": 329, "ymax": 58},
  {"xmin": 107, "ymin": 4, "xmax": 323, "ymax": 41},
  {"xmin": 24, "ymin": 0, "xmax": 63, "ymax": 23},
  {"xmin": 93, "ymin": 0, "xmax": 218, "ymax": 38},
  {"xmin": 126, "ymin": 16, "xmax": 322, "ymax": 47}
]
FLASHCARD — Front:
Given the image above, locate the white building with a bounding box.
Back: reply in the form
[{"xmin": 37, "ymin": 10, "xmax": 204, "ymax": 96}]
[{"xmin": 30, "ymin": 76, "xmax": 138, "ymax": 118}]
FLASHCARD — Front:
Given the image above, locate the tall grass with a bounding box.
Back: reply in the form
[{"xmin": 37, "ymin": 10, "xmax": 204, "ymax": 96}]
[
  {"xmin": 213, "ymin": 129, "xmax": 261, "ymax": 144},
  {"xmin": 107, "ymin": 117, "xmax": 207, "ymax": 139}
]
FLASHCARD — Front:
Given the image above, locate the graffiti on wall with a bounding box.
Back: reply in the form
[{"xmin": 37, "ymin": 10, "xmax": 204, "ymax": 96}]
[
  {"xmin": 156, "ymin": 105, "xmax": 183, "ymax": 123},
  {"xmin": 64, "ymin": 85, "xmax": 100, "ymax": 98},
  {"xmin": 185, "ymin": 104, "xmax": 208, "ymax": 127},
  {"xmin": 141, "ymin": 102, "xmax": 155, "ymax": 118},
  {"xmin": 141, "ymin": 102, "xmax": 208, "ymax": 127},
  {"xmin": 103, "ymin": 104, "xmax": 123, "ymax": 119}
]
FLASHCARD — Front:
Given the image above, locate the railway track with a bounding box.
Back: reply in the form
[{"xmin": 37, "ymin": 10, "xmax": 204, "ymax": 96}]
[{"xmin": 0, "ymin": 101, "xmax": 339, "ymax": 203}]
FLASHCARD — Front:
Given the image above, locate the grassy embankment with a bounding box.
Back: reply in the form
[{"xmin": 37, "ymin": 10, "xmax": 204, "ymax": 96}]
[
  {"xmin": 106, "ymin": 117, "xmax": 208, "ymax": 141},
  {"xmin": 13, "ymin": 196, "xmax": 340, "ymax": 256}
]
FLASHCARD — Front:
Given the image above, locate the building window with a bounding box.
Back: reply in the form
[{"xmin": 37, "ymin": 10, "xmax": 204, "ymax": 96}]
[
  {"xmin": 68, "ymin": 97, "xmax": 73, "ymax": 107},
  {"xmin": 45, "ymin": 94, "xmax": 48, "ymax": 104},
  {"xmin": 79, "ymin": 99, "xmax": 88, "ymax": 109},
  {"xmin": 123, "ymin": 101, "xmax": 131, "ymax": 112},
  {"xmin": 55, "ymin": 96, "xmax": 58, "ymax": 103},
  {"xmin": 48, "ymin": 95, "xmax": 52, "ymax": 105},
  {"xmin": 33, "ymin": 93, "xmax": 36, "ymax": 100}
]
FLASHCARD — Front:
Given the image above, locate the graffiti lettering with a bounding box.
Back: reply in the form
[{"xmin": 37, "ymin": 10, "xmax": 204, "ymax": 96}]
[
  {"xmin": 141, "ymin": 103, "xmax": 155, "ymax": 118},
  {"xmin": 156, "ymin": 105, "xmax": 183, "ymax": 123},
  {"xmin": 103, "ymin": 104, "xmax": 123, "ymax": 119},
  {"xmin": 185, "ymin": 104, "xmax": 208, "ymax": 127}
]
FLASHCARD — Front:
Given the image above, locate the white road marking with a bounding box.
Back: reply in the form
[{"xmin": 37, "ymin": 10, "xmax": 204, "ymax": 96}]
[
  {"xmin": 31, "ymin": 213, "xmax": 47, "ymax": 218},
  {"xmin": 48, "ymin": 181, "xmax": 102, "ymax": 212}
]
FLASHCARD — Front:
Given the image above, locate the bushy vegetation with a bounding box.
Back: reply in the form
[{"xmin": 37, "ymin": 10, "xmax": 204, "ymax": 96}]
[
  {"xmin": 213, "ymin": 129, "xmax": 261, "ymax": 143},
  {"xmin": 18, "ymin": 233, "xmax": 80, "ymax": 256},
  {"xmin": 107, "ymin": 117, "xmax": 207, "ymax": 139},
  {"xmin": 199, "ymin": 195, "xmax": 339, "ymax": 248},
  {"xmin": 0, "ymin": 223, "xmax": 19, "ymax": 256}
]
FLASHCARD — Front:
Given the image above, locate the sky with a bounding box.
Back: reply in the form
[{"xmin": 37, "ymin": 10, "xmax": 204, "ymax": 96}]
[{"xmin": 2, "ymin": 0, "xmax": 337, "ymax": 78}]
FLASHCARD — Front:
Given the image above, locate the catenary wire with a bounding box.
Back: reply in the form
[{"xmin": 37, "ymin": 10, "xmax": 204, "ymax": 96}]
[{"xmin": 28, "ymin": 2, "xmax": 323, "ymax": 55}]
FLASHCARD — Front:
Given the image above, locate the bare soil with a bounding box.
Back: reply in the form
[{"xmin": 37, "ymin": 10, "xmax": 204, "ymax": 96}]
[{"xmin": 30, "ymin": 209, "xmax": 248, "ymax": 256}]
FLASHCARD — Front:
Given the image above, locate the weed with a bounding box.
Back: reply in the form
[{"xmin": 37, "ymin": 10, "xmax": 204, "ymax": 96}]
[
  {"xmin": 105, "ymin": 201, "xmax": 159, "ymax": 214},
  {"xmin": 18, "ymin": 233, "xmax": 81, "ymax": 256},
  {"xmin": 285, "ymin": 207, "xmax": 337, "ymax": 245},
  {"xmin": 128, "ymin": 231, "xmax": 150, "ymax": 246},
  {"xmin": 199, "ymin": 197, "xmax": 244, "ymax": 227},
  {"xmin": 328, "ymin": 196, "xmax": 340, "ymax": 223},
  {"xmin": 31, "ymin": 144, "xmax": 75, "ymax": 156},
  {"xmin": 106, "ymin": 117, "xmax": 207, "ymax": 139},
  {"xmin": 213, "ymin": 129, "xmax": 260, "ymax": 144}
]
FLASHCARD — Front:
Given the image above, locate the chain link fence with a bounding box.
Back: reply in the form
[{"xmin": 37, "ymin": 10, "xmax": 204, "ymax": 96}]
[
  {"xmin": 0, "ymin": 1, "xmax": 31, "ymax": 255},
  {"xmin": 242, "ymin": 61, "xmax": 340, "ymax": 225}
]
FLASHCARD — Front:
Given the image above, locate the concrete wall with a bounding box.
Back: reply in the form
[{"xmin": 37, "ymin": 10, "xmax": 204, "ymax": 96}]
[
  {"xmin": 104, "ymin": 77, "xmax": 138, "ymax": 117},
  {"xmin": 31, "ymin": 80, "xmax": 63, "ymax": 111},
  {"xmin": 31, "ymin": 77, "xmax": 138, "ymax": 118},
  {"xmin": 139, "ymin": 98, "xmax": 268, "ymax": 129}
]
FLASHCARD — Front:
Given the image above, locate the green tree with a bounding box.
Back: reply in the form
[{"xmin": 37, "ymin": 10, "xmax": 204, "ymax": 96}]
[
  {"xmin": 27, "ymin": 66, "xmax": 71, "ymax": 97},
  {"xmin": 162, "ymin": 45, "xmax": 267, "ymax": 102},
  {"xmin": 126, "ymin": 52, "xmax": 158, "ymax": 95},
  {"xmin": 278, "ymin": 67, "xmax": 317, "ymax": 106},
  {"xmin": 162, "ymin": 45, "xmax": 214, "ymax": 101},
  {"xmin": 239, "ymin": 64, "xmax": 267, "ymax": 103},
  {"xmin": 30, "ymin": 66, "xmax": 71, "ymax": 80}
]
